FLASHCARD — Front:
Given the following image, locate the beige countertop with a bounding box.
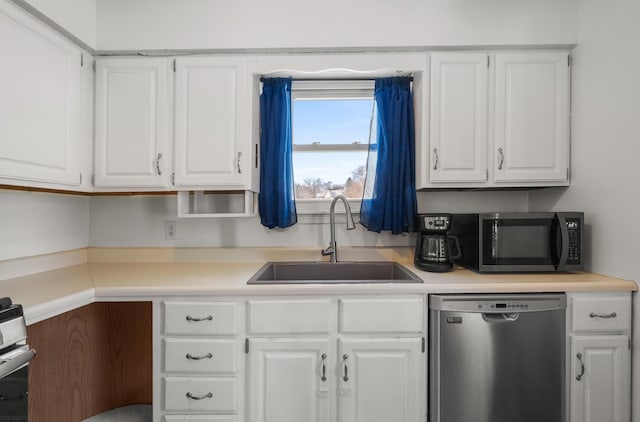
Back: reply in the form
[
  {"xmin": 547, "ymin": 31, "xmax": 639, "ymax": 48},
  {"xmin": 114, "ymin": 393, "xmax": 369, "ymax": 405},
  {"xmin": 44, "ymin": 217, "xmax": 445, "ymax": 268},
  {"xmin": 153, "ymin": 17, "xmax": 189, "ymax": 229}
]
[{"xmin": 2, "ymin": 258, "xmax": 636, "ymax": 325}]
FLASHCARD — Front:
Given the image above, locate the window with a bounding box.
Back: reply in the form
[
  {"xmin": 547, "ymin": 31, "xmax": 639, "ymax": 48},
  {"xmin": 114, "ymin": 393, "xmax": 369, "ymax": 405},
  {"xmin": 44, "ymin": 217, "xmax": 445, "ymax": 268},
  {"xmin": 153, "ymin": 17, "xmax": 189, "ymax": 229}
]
[{"xmin": 291, "ymin": 80, "xmax": 375, "ymax": 211}]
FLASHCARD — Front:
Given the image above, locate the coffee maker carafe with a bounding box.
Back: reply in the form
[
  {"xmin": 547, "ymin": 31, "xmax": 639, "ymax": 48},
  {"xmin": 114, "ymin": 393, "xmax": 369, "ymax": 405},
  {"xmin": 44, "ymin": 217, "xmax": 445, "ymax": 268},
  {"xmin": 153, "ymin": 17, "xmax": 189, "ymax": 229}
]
[{"xmin": 414, "ymin": 214, "xmax": 460, "ymax": 272}]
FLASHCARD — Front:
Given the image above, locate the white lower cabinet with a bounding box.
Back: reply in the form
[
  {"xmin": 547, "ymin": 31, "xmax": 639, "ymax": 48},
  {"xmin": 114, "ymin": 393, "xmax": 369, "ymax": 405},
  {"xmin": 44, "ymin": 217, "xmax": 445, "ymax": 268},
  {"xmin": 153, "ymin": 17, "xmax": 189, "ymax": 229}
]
[
  {"xmin": 248, "ymin": 339, "xmax": 330, "ymax": 422},
  {"xmin": 156, "ymin": 291, "xmax": 633, "ymax": 422},
  {"xmin": 245, "ymin": 296, "xmax": 426, "ymax": 422},
  {"xmin": 160, "ymin": 301, "xmax": 241, "ymax": 422},
  {"xmin": 567, "ymin": 292, "xmax": 631, "ymax": 422},
  {"xmin": 570, "ymin": 336, "xmax": 630, "ymax": 422},
  {"xmin": 338, "ymin": 338, "xmax": 423, "ymax": 422},
  {"xmin": 246, "ymin": 337, "xmax": 424, "ymax": 422}
]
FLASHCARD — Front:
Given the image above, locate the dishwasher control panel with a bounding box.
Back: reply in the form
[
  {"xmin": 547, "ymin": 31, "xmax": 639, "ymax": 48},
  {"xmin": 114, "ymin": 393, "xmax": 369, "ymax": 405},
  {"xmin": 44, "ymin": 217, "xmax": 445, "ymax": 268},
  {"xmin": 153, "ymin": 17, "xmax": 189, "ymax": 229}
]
[
  {"xmin": 430, "ymin": 294, "xmax": 567, "ymax": 313},
  {"xmin": 476, "ymin": 301, "xmax": 529, "ymax": 311}
]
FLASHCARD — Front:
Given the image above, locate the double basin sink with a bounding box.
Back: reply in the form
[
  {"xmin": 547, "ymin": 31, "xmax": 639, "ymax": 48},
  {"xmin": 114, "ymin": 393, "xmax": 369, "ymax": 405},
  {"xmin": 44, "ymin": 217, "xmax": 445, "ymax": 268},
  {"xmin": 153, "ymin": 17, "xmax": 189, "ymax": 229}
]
[{"xmin": 247, "ymin": 261, "xmax": 422, "ymax": 284}]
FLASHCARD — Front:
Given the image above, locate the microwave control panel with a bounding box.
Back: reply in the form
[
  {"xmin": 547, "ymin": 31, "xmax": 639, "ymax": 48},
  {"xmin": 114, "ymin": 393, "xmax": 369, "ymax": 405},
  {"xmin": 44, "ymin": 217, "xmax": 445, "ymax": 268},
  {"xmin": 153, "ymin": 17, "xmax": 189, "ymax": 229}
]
[{"xmin": 566, "ymin": 218, "xmax": 581, "ymax": 264}]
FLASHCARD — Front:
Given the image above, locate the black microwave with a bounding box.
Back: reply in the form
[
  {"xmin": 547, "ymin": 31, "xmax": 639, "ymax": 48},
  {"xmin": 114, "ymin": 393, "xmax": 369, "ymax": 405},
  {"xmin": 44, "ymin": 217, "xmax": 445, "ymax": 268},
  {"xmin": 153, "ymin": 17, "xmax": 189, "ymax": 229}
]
[{"xmin": 448, "ymin": 212, "xmax": 584, "ymax": 273}]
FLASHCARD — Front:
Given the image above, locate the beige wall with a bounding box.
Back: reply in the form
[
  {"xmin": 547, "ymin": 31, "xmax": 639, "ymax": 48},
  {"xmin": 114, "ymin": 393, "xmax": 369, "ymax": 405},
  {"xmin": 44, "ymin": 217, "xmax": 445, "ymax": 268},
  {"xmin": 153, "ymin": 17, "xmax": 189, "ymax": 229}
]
[
  {"xmin": 17, "ymin": 0, "xmax": 96, "ymax": 47},
  {"xmin": 529, "ymin": 0, "xmax": 640, "ymax": 416},
  {"xmin": 0, "ymin": 190, "xmax": 89, "ymax": 261}
]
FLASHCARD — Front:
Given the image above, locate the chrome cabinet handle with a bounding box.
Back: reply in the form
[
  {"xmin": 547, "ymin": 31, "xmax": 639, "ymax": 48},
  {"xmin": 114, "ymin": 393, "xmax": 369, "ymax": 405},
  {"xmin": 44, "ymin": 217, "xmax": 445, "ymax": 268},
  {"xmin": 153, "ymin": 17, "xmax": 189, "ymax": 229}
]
[
  {"xmin": 342, "ymin": 354, "xmax": 349, "ymax": 382},
  {"xmin": 186, "ymin": 353, "xmax": 213, "ymax": 360},
  {"xmin": 589, "ymin": 312, "xmax": 617, "ymax": 319},
  {"xmin": 186, "ymin": 392, "xmax": 213, "ymax": 400},
  {"xmin": 237, "ymin": 152, "xmax": 242, "ymax": 174},
  {"xmin": 185, "ymin": 315, "xmax": 213, "ymax": 322},
  {"xmin": 156, "ymin": 153, "xmax": 163, "ymax": 175},
  {"xmin": 432, "ymin": 148, "xmax": 439, "ymax": 170},
  {"xmin": 576, "ymin": 352, "xmax": 585, "ymax": 381},
  {"xmin": 497, "ymin": 148, "xmax": 504, "ymax": 170},
  {"xmin": 321, "ymin": 353, "xmax": 327, "ymax": 382}
]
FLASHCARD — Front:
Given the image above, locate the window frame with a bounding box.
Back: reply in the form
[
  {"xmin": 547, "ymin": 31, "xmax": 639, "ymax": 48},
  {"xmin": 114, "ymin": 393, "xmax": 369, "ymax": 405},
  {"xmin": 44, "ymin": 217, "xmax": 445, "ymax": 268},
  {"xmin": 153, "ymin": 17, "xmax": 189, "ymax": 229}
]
[{"xmin": 291, "ymin": 79, "xmax": 374, "ymax": 215}]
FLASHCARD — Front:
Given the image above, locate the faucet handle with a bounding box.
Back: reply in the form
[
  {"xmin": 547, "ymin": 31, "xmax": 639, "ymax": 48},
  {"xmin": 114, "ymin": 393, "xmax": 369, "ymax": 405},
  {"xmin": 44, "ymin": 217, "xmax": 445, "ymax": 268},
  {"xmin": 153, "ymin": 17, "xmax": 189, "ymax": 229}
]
[{"xmin": 321, "ymin": 246, "xmax": 334, "ymax": 256}]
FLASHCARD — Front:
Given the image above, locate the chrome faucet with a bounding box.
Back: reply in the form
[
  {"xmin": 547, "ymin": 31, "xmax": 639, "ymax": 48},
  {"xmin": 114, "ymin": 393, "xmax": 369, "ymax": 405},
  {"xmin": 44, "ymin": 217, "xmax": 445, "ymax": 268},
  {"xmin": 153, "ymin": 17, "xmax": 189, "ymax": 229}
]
[{"xmin": 321, "ymin": 195, "xmax": 356, "ymax": 262}]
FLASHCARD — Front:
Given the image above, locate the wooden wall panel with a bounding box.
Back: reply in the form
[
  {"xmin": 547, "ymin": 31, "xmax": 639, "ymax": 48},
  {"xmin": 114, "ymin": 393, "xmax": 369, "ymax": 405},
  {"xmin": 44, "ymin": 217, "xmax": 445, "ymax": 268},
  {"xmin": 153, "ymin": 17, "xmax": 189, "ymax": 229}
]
[{"xmin": 26, "ymin": 302, "xmax": 152, "ymax": 421}]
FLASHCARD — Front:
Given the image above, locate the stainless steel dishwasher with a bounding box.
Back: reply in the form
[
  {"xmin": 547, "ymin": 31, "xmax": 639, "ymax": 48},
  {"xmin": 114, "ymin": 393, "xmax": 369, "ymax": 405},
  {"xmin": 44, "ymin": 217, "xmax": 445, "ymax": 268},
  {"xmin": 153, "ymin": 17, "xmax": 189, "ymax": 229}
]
[{"xmin": 429, "ymin": 294, "xmax": 566, "ymax": 422}]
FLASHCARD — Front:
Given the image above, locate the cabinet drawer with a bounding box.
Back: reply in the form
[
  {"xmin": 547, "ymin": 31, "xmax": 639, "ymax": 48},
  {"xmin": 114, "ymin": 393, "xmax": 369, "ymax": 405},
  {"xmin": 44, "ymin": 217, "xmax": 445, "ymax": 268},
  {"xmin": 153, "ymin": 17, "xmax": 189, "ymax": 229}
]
[
  {"xmin": 164, "ymin": 377, "xmax": 236, "ymax": 412},
  {"xmin": 164, "ymin": 416, "xmax": 237, "ymax": 422},
  {"xmin": 247, "ymin": 299, "xmax": 330, "ymax": 334},
  {"xmin": 340, "ymin": 298, "xmax": 424, "ymax": 333},
  {"xmin": 165, "ymin": 302, "xmax": 236, "ymax": 335},
  {"xmin": 164, "ymin": 339, "xmax": 236, "ymax": 373},
  {"xmin": 571, "ymin": 294, "xmax": 631, "ymax": 332}
]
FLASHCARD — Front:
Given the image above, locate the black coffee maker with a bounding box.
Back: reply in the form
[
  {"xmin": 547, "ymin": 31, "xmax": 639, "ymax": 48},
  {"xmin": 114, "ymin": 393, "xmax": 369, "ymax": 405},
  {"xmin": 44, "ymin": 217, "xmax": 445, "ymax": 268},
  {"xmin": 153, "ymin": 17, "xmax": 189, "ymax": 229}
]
[{"xmin": 414, "ymin": 214, "xmax": 461, "ymax": 272}]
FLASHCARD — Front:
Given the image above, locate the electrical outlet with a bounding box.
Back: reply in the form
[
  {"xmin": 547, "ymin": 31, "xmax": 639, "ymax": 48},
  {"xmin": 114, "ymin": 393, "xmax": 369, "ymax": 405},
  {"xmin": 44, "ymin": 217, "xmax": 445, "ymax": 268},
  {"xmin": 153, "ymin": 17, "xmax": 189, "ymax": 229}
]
[{"xmin": 165, "ymin": 221, "xmax": 176, "ymax": 240}]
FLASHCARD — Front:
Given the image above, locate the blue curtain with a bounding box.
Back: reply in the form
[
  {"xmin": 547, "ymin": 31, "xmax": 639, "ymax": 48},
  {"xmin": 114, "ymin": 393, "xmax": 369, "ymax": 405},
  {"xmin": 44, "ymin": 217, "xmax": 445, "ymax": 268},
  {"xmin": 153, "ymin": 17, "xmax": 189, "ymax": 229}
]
[
  {"xmin": 259, "ymin": 78, "xmax": 297, "ymax": 229},
  {"xmin": 360, "ymin": 77, "xmax": 417, "ymax": 234}
]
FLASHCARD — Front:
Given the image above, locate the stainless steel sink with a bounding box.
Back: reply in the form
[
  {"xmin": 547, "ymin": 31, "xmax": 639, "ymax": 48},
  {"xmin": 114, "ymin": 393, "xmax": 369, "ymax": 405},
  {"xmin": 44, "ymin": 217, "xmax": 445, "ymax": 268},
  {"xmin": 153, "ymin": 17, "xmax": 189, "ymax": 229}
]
[{"xmin": 247, "ymin": 261, "xmax": 422, "ymax": 284}]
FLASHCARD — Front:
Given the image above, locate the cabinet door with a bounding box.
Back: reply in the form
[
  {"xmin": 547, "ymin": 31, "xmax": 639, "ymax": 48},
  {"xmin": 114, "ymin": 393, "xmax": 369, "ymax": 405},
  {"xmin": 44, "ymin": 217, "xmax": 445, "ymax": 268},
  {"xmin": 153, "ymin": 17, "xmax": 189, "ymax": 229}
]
[
  {"xmin": 494, "ymin": 52, "xmax": 570, "ymax": 183},
  {"xmin": 248, "ymin": 338, "xmax": 330, "ymax": 422},
  {"xmin": 0, "ymin": 0, "xmax": 81, "ymax": 186},
  {"xmin": 429, "ymin": 53, "xmax": 488, "ymax": 183},
  {"xmin": 94, "ymin": 57, "xmax": 171, "ymax": 188},
  {"xmin": 339, "ymin": 338, "xmax": 424, "ymax": 422},
  {"xmin": 571, "ymin": 336, "xmax": 630, "ymax": 422},
  {"xmin": 174, "ymin": 56, "xmax": 249, "ymax": 189}
]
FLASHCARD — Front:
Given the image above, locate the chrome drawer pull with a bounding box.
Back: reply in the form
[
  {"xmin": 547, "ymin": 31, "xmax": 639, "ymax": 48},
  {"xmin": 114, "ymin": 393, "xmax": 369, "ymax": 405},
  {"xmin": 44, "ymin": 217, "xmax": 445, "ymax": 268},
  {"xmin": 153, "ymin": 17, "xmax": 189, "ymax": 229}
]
[
  {"xmin": 185, "ymin": 315, "xmax": 213, "ymax": 322},
  {"xmin": 342, "ymin": 354, "xmax": 349, "ymax": 382},
  {"xmin": 186, "ymin": 353, "xmax": 213, "ymax": 360},
  {"xmin": 589, "ymin": 312, "xmax": 617, "ymax": 319},
  {"xmin": 576, "ymin": 353, "xmax": 585, "ymax": 381},
  {"xmin": 432, "ymin": 148, "xmax": 439, "ymax": 170},
  {"xmin": 156, "ymin": 153, "xmax": 163, "ymax": 175},
  {"xmin": 321, "ymin": 353, "xmax": 327, "ymax": 382},
  {"xmin": 186, "ymin": 392, "xmax": 213, "ymax": 400}
]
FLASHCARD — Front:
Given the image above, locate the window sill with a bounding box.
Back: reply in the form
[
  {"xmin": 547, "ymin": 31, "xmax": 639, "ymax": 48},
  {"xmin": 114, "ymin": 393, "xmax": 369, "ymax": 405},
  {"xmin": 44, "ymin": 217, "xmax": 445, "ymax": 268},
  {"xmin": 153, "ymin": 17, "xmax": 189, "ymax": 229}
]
[{"xmin": 295, "ymin": 198, "xmax": 361, "ymax": 215}]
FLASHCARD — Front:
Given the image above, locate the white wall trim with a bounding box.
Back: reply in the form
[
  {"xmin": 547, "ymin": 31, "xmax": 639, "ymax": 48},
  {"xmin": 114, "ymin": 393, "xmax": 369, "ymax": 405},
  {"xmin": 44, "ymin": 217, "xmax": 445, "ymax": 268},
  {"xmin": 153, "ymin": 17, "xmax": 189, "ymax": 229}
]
[{"xmin": 8, "ymin": 0, "xmax": 96, "ymax": 52}]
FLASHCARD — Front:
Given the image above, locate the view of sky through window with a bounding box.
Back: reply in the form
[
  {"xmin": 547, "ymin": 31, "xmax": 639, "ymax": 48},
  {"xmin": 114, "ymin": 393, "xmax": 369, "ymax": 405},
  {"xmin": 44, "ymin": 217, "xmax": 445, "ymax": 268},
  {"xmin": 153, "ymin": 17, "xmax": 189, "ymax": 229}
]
[{"xmin": 292, "ymin": 98, "xmax": 373, "ymax": 199}]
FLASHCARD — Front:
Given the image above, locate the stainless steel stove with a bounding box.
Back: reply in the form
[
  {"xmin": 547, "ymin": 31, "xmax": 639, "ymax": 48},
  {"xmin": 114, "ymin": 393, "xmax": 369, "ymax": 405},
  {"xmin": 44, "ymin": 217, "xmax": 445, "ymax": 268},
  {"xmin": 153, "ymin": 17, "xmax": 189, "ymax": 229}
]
[{"xmin": 0, "ymin": 298, "xmax": 36, "ymax": 421}]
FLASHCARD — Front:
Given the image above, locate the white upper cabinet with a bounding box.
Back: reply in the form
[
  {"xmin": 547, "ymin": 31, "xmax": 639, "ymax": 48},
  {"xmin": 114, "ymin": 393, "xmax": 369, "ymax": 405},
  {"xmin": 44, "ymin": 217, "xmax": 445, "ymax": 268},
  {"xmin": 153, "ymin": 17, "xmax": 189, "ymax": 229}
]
[
  {"xmin": 174, "ymin": 56, "xmax": 252, "ymax": 190},
  {"xmin": 421, "ymin": 50, "xmax": 571, "ymax": 189},
  {"xmin": 429, "ymin": 53, "xmax": 488, "ymax": 183},
  {"xmin": 94, "ymin": 57, "xmax": 172, "ymax": 189},
  {"xmin": 0, "ymin": 0, "xmax": 82, "ymax": 188},
  {"xmin": 494, "ymin": 52, "xmax": 570, "ymax": 183}
]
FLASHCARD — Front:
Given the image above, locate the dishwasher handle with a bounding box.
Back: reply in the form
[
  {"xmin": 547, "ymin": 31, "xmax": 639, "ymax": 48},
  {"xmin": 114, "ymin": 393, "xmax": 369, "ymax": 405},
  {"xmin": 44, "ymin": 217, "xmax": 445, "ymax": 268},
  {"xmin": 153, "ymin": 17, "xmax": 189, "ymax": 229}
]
[{"xmin": 482, "ymin": 313, "xmax": 520, "ymax": 323}]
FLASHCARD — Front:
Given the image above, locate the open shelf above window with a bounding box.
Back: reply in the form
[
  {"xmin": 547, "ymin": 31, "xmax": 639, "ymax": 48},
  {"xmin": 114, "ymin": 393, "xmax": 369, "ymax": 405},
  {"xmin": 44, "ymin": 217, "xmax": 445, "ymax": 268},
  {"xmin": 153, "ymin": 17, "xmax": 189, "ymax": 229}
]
[{"xmin": 177, "ymin": 190, "xmax": 257, "ymax": 218}]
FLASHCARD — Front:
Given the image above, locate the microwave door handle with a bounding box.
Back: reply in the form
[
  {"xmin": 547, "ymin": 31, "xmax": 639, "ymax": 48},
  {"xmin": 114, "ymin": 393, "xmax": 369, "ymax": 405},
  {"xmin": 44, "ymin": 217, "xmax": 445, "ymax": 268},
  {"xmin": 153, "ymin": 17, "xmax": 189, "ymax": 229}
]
[{"xmin": 555, "ymin": 214, "xmax": 570, "ymax": 271}]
